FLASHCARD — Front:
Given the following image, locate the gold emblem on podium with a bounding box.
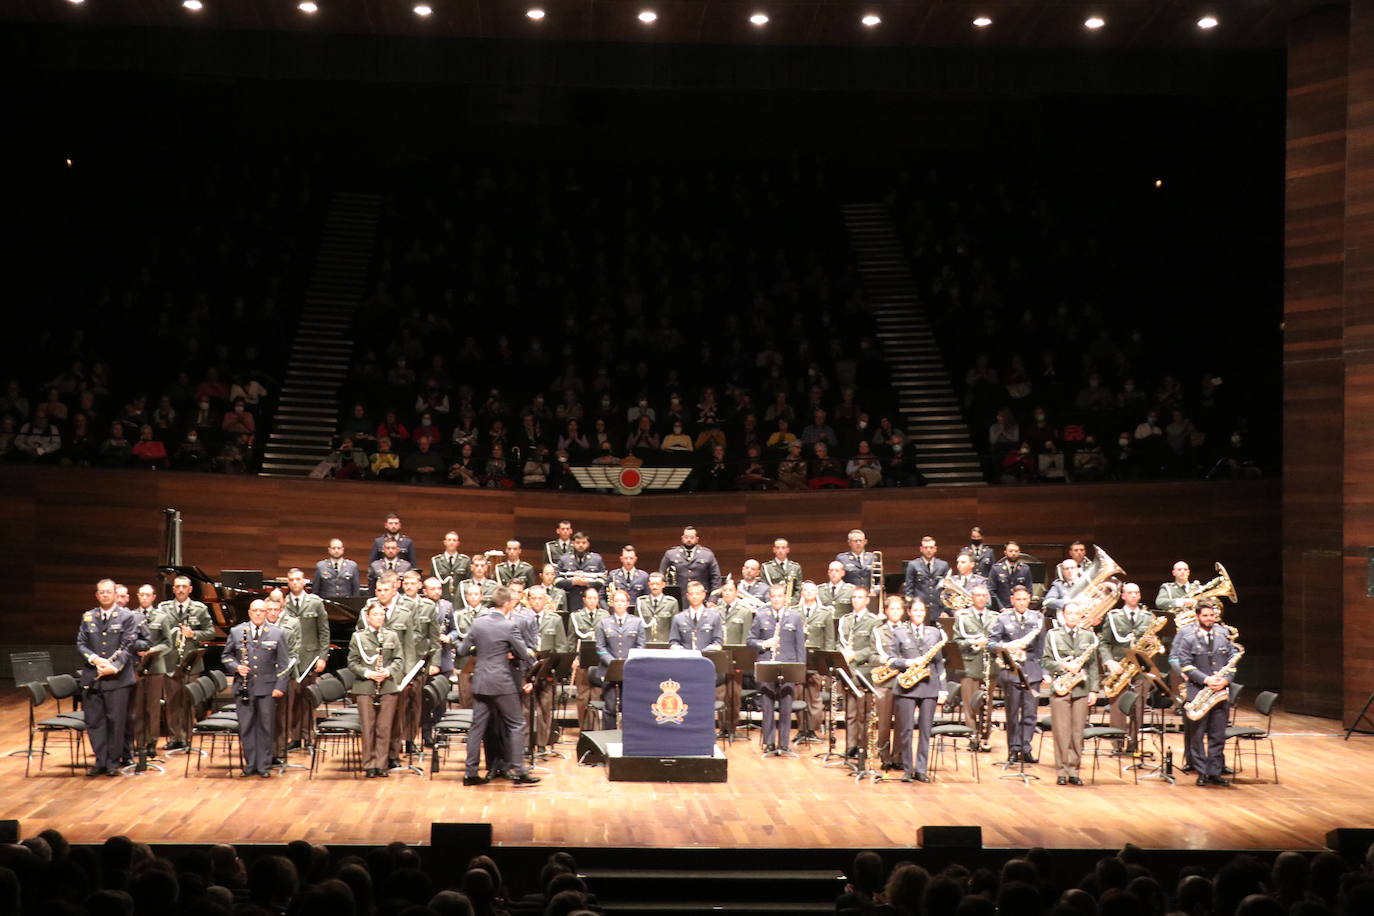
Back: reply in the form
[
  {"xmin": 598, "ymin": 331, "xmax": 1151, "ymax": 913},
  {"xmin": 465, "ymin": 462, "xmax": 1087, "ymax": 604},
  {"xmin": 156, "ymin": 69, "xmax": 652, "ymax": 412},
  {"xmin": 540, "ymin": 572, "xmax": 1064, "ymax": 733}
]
[{"xmin": 650, "ymin": 677, "xmax": 688, "ymax": 724}]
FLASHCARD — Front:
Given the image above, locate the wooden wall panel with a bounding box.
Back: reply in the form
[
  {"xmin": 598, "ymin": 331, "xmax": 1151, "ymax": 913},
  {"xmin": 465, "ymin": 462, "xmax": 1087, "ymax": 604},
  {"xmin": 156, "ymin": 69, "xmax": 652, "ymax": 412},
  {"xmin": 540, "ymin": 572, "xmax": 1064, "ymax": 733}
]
[
  {"xmin": 1284, "ymin": 4, "xmax": 1350, "ymax": 718},
  {"xmin": 0, "ymin": 467, "xmax": 1282, "ymax": 676}
]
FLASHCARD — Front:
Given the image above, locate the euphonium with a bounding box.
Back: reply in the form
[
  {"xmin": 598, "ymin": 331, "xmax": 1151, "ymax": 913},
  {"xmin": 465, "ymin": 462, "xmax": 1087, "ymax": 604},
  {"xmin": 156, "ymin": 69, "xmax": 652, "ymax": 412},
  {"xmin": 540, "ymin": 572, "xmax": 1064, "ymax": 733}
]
[
  {"xmin": 1176, "ymin": 563, "xmax": 1238, "ymax": 629},
  {"xmin": 1184, "ymin": 625, "xmax": 1243, "ymax": 720},
  {"xmin": 898, "ymin": 627, "xmax": 949, "ymax": 689},
  {"xmin": 1067, "ymin": 546, "xmax": 1126, "ymax": 628},
  {"xmin": 1051, "ymin": 631, "xmax": 1100, "ymax": 696},
  {"xmin": 938, "ymin": 572, "xmax": 974, "ymax": 612},
  {"xmin": 1101, "ymin": 613, "xmax": 1168, "ymax": 699}
]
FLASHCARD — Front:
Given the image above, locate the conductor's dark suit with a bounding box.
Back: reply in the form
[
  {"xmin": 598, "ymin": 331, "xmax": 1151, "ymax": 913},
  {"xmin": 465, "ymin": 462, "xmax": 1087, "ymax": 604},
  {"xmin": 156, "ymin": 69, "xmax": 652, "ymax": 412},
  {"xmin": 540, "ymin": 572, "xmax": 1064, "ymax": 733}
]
[{"xmin": 457, "ymin": 610, "xmax": 535, "ymax": 779}]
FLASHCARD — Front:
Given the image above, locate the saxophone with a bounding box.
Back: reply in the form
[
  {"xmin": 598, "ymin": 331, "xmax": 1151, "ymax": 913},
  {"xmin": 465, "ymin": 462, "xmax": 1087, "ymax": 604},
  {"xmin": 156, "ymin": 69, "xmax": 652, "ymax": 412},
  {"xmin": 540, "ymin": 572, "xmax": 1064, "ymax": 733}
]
[
  {"xmin": 1051, "ymin": 630, "xmax": 1099, "ymax": 696},
  {"xmin": 1101, "ymin": 613, "xmax": 1168, "ymax": 699},
  {"xmin": 1183, "ymin": 626, "xmax": 1243, "ymax": 720},
  {"xmin": 871, "ymin": 623, "xmax": 900, "ymax": 685},
  {"xmin": 898, "ymin": 627, "xmax": 949, "ymax": 689}
]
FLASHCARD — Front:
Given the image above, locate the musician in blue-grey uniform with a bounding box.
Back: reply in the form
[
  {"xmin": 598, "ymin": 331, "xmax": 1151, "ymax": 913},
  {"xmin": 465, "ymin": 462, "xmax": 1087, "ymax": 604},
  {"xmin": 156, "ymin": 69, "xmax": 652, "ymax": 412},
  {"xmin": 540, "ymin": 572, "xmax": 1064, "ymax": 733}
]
[
  {"xmin": 736, "ymin": 560, "xmax": 770, "ymax": 605},
  {"xmin": 669, "ymin": 582, "xmax": 724, "ymax": 651},
  {"xmin": 748, "ymin": 585, "xmax": 806, "ymax": 752},
  {"xmin": 223, "ymin": 600, "xmax": 289, "ymax": 778},
  {"xmin": 609, "ymin": 545, "xmax": 651, "ymax": 604},
  {"xmin": 369, "ymin": 513, "xmax": 416, "ymax": 568},
  {"xmin": 594, "ymin": 589, "xmax": 647, "ymax": 729},
  {"xmin": 902, "ymin": 536, "xmax": 950, "ymax": 621},
  {"xmin": 314, "ymin": 538, "xmax": 360, "ymax": 598},
  {"xmin": 988, "ymin": 585, "xmax": 1045, "ymax": 764},
  {"xmin": 877, "ymin": 596, "xmax": 947, "ymax": 782},
  {"xmin": 431, "ymin": 531, "xmax": 472, "ymax": 602},
  {"xmin": 660, "ymin": 526, "xmax": 723, "ymax": 593},
  {"xmin": 962, "ymin": 526, "xmax": 996, "ymax": 579},
  {"xmin": 369, "ymin": 537, "xmax": 414, "ymax": 590},
  {"xmin": 77, "ymin": 579, "xmax": 142, "ymax": 776},
  {"xmin": 761, "ymin": 539, "xmax": 803, "ymax": 605},
  {"xmin": 456, "ymin": 586, "xmax": 540, "ymax": 786},
  {"xmin": 836, "ymin": 529, "xmax": 879, "ymax": 588},
  {"xmin": 988, "ymin": 541, "xmax": 1033, "ymax": 611},
  {"xmin": 556, "ymin": 531, "xmax": 608, "ymax": 603},
  {"xmin": 1041, "ymin": 558, "xmax": 1084, "ymax": 621},
  {"xmin": 283, "ymin": 567, "xmax": 330, "ymax": 750},
  {"xmin": 155, "ymin": 575, "xmax": 215, "ymax": 752},
  {"xmin": 1169, "ymin": 599, "xmax": 1239, "ymax": 787},
  {"xmin": 1041, "ymin": 601, "xmax": 1100, "ymax": 786}
]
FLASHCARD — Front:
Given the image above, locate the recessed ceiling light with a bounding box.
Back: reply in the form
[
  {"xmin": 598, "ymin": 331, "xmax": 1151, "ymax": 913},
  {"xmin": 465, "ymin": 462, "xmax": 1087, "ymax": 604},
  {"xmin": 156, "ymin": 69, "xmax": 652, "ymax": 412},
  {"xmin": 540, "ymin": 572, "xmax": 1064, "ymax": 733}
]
[
  {"xmin": 298, "ymin": 1, "xmax": 318, "ymax": 14},
  {"xmin": 526, "ymin": 8, "xmax": 545, "ymax": 20},
  {"xmin": 414, "ymin": 3, "xmax": 432, "ymax": 16},
  {"xmin": 67, "ymin": 0, "xmax": 85, "ymax": 5},
  {"xmin": 1198, "ymin": 16, "xmax": 1219, "ymax": 30},
  {"xmin": 638, "ymin": 10, "xmax": 657, "ymax": 23},
  {"xmin": 861, "ymin": 13, "xmax": 881, "ymax": 27},
  {"xmin": 750, "ymin": 13, "xmax": 769, "ymax": 26},
  {"xmin": 183, "ymin": 0, "xmax": 203, "ymax": 9},
  {"xmin": 972, "ymin": 16, "xmax": 992, "ymax": 28},
  {"xmin": 1084, "ymin": 16, "xmax": 1105, "ymax": 29}
]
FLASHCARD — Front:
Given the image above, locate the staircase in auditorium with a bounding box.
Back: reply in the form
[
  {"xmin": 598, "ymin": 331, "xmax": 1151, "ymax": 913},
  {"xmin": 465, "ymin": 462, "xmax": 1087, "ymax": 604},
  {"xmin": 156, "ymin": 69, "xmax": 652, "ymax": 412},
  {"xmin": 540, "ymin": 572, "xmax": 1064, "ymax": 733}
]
[
  {"xmin": 841, "ymin": 203, "xmax": 985, "ymax": 486},
  {"xmin": 259, "ymin": 192, "xmax": 381, "ymax": 478}
]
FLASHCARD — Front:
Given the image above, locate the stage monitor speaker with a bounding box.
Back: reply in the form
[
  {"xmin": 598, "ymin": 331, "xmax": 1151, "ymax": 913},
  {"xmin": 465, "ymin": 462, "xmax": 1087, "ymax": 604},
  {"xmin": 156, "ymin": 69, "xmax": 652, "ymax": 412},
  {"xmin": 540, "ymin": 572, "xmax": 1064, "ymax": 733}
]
[
  {"xmin": 431, "ymin": 823, "xmax": 491, "ymax": 855},
  {"xmin": 0, "ymin": 820, "xmax": 17, "ymax": 844},
  {"xmin": 1326, "ymin": 828, "xmax": 1374, "ymax": 862},
  {"xmin": 576, "ymin": 729, "xmax": 621, "ymax": 765},
  {"xmin": 918, "ymin": 826, "xmax": 982, "ymax": 848}
]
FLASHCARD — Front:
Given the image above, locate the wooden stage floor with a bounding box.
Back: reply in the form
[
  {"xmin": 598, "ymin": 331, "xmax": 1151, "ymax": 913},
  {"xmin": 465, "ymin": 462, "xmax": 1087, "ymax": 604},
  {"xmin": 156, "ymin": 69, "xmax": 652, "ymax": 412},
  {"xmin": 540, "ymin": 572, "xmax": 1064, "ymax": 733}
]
[{"xmin": 3, "ymin": 691, "xmax": 1372, "ymax": 852}]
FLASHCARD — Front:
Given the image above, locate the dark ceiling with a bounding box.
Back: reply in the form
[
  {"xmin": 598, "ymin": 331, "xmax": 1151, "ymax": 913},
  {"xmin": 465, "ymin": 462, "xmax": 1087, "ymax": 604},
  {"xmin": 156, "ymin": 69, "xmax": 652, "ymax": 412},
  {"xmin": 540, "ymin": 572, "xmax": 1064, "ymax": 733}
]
[{"xmin": 8, "ymin": 0, "xmax": 1323, "ymax": 48}]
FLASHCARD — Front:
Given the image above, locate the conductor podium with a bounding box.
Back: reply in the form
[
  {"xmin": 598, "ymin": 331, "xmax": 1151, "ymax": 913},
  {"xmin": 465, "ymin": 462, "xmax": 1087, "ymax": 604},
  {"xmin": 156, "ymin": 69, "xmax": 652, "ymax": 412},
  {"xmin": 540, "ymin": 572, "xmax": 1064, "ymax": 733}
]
[{"xmin": 606, "ymin": 648, "xmax": 727, "ymax": 783}]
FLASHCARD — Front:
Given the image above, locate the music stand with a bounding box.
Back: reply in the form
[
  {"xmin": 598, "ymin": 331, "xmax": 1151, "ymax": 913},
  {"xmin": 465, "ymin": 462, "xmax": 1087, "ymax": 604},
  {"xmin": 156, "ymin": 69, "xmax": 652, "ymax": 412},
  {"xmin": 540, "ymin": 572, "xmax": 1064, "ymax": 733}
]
[
  {"xmin": 524, "ymin": 656, "xmax": 556, "ymax": 773},
  {"xmin": 848, "ymin": 666, "xmax": 883, "ymax": 783},
  {"xmin": 812, "ymin": 649, "xmax": 851, "ymax": 764},
  {"xmin": 539, "ymin": 652, "xmax": 576, "ymax": 757},
  {"xmin": 994, "ymin": 671, "xmax": 1040, "ymax": 785},
  {"xmin": 389, "ymin": 660, "xmax": 428, "ymax": 776},
  {"xmin": 603, "ymin": 658, "xmax": 626, "ymax": 729},
  {"xmin": 1136, "ymin": 665, "xmax": 1179, "ymax": 784},
  {"xmin": 124, "ymin": 646, "xmax": 172, "ymax": 774},
  {"xmin": 702, "ymin": 650, "xmax": 733, "ymax": 741},
  {"xmin": 727, "ymin": 645, "xmax": 759, "ymax": 740},
  {"xmin": 754, "ymin": 661, "xmax": 805, "ymax": 758}
]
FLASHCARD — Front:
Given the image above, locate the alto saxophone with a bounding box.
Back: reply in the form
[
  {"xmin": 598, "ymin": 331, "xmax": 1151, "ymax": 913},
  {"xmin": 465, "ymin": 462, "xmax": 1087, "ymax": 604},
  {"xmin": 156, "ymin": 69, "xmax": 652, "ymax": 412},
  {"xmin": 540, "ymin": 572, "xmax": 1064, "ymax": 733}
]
[
  {"xmin": 898, "ymin": 628, "xmax": 949, "ymax": 689},
  {"xmin": 1102, "ymin": 613, "xmax": 1168, "ymax": 699},
  {"xmin": 1051, "ymin": 631, "xmax": 1099, "ymax": 696},
  {"xmin": 871, "ymin": 623, "xmax": 900, "ymax": 685},
  {"xmin": 1184, "ymin": 626, "xmax": 1243, "ymax": 720}
]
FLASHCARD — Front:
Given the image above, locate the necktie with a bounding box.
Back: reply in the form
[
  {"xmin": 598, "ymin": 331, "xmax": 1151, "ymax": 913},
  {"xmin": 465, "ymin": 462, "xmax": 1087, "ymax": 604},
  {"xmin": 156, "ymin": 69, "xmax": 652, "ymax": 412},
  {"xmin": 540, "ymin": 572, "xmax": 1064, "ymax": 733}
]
[
  {"xmin": 103, "ymin": 611, "xmax": 111, "ymax": 624},
  {"xmin": 334, "ymin": 561, "xmax": 341, "ymax": 574},
  {"xmin": 252, "ymin": 626, "xmax": 259, "ymax": 642},
  {"xmin": 387, "ymin": 560, "xmax": 395, "ymax": 571}
]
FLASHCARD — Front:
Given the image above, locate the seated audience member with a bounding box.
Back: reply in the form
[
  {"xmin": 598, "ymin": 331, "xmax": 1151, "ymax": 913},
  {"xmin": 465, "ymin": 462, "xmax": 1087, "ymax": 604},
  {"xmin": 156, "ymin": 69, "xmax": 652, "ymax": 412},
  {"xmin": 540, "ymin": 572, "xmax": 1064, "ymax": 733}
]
[
  {"xmin": 807, "ymin": 441, "xmax": 848, "ymax": 489},
  {"xmin": 99, "ymin": 421, "xmax": 133, "ymax": 467},
  {"xmin": 131, "ymin": 424, "xmax": 169, "ymax": 469},
  {"xmin": 369, "ymin": 437, "xmax": 402, "ymax": 481}
]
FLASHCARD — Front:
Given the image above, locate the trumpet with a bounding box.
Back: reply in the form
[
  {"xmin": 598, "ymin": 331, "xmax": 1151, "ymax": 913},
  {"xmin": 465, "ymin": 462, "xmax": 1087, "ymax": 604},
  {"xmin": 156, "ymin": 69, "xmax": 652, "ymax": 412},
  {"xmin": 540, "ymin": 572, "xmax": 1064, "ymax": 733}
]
[
  {"xmin": 938, "ymin": 572, "xmax": 974, "ymax": 612},
  {"xmin": 898, "ymin": 628, "xmax": 948, "ymax": 690}
]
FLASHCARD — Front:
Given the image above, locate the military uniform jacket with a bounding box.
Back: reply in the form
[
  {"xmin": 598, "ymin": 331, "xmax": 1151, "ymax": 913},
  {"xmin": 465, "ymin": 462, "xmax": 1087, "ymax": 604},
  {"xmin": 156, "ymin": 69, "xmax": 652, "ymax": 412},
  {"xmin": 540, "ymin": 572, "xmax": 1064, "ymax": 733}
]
[
  {"xmin": 1168, "ymin": 624, "xmax": 1238, "ymax": 700},
  {"xmin": 836, "ymin": 551, "xmax": 878, "ymax": 588},
  {"xmin": 347, "ymin": 626, "xmax": 405, "ymax": 696},
  {"xmin": 1098, "ymin": 606, "xmax": 1155, "ymax": 664},
  {"xmin": 534, "ymin": 609, "xmax": 572, "ymax": 653},
  {"xmin": 356, "ymin": 599, "xmax": 418, "ymax": 672},
  {"xmin": 737, "ymin": 578, "xmax": 770, "ymax": 605},
  {"xmin": 511, "ymin": 607, "xmax": 539, "ymax": 656},
  {"xmin": 595, "ymin": 613, "xmax": 647, "ymax": 671},
  {"xmin": 718, "ymin": 601, "xmax": 756, "ymax": 645},
  {"xmin": 431, "ymin": 552, "xmax": 472, "ymax": 600},
  {"xmin": 275, "ymin": 615, "xmax": 303, "ymax": 679},
  {"xmin": 989, "ymin": 609, "xmax": 1047, "ymax": 683},
  {"xmin": 747, "ymin": 606, "xmax": 806, "ymax": 663},
  {"xmin": 283, "ymin": 591, "xmax": 330, "ymax": 666},
  {"xmin": 988, "ymin": 560, "xmax": 1033, "ymax": 610},
  {"xmin": 452, "ymin": 600, "xmax": 485, "ymax": 642},
  {"xmin": 1041, "ymin": 576, "xmax": 1080, "ymax": 614},
  {"xmin": 407, "ymin": 596, "xmax": 443, "ymax": 668},
  {"xmin": 816, "ymin": 581, "xmax": 855, "ymax": 620},
  {"xmin": 953, "ymin": 608, "xmax": 1001, "ymax": 681},
  {"xmin": 313, "ymin": 558, "xmax": 360, "ymax": 598},
  {"xmin": 962, "ymin": 544, "xmax": 996, "ymax": 579},
  {"xmin": 608, "ymin": 567, "xmax": 650, "ymax": 603},
  {"xmin": 1041, "ymin": 626, "xmax": 1101, "ymax": 699},
  {"xmin": 433, "ymin": 598, "xmax": 458, "ymax": 673},
  {"xmin": 457, "ymin": 611, "xmax": 534, "ymax": 695},
  {"xmin": 571, "ymin": 607, "xmax": 608, "ymax": 643},
  {"xmin": 878, "ymin": 622, "xmax": 946, "ymax": 699},
  {"xmin": 637, "ymin": 594, "xmax": 679, "ymax": 641},
  {"xmin": 154, "ymin": 599, "xmax": 215, "ymax": 675},
  {"xmin": 669, "ymin": 608, "xmax": 725, "ymax": 651},
  {"xmin": 839, "ymin": 611, "xmax": 882, "ymax": 676},
  {"xmin": 943, "ymin": 574, "xmax": 989, "ymax": 615},
  {"xmin": 496, "ymin": 560, "xmax": 537, "ymax": 589},
  {"xmin": 224, "ymin": 622, "xmax": 290, "ymax": 696},
  {"xmin": 546, "ymin": 538, "xmax": 574, "ymax": 568},
  {"xmin": 457, "ymin": 576, "xmax": 500, "ymax": 607},
  {"xmin": 903, "ymin": 557, "xmax": 951, "ymax": 610},
  {"xmin": 140, "ymin": 606, "xmax": 177, "ymax": 676},
  {"xmin": 802, "ymin": 602, "xmax": 837, "ymax": 651},
  {"xmin": 760, "ymin": 559, "xmax": 803, "ymax": 602},
  {"xmin": 369, "ymin": 557, "xmax": 414, "ymax": 587},
  {"xmin": 556, "ymin": 551, "xmax": 608, "ymax": 593},
  {"xmin": 370, "ymin": 533, "xmax": 416, "ymax": 568},
  {"xmin": 660, "ymin": 546, "xmax": 723, "ymax": 592},
  {"xmin": 545, "ymin": 586, "xmax": 568, "ymax": 613},
  {"xmin": 77, "ymin": 606, "xmax": 141, "ymax": 689},
  {"xmin": 1155, "ymin": 581, "xmax": 1200, "ymax": 612}
]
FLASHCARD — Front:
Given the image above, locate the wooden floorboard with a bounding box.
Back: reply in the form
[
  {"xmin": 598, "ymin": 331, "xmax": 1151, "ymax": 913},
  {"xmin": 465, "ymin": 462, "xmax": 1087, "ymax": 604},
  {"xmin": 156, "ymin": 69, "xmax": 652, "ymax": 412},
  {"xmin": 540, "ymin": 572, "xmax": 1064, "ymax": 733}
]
[{"xmin": 2, "ymin": 691, "xmax": 1371, "ymax": 851}]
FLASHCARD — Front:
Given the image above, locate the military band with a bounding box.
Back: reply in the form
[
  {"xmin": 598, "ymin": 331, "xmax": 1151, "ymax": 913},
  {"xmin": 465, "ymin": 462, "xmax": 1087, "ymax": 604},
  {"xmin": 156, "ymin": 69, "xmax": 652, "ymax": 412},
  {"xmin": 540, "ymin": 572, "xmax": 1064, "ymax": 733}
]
[{"xmin": 72, "ymin": 526, "xmax": 1253, "ymax": 792}]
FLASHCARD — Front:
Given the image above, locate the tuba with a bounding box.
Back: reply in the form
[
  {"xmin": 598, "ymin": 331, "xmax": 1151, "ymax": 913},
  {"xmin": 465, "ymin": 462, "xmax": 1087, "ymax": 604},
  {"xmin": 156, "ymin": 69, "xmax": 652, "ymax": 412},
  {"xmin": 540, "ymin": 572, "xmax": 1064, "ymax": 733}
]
[
  {"xmin": 1066, "ymin": 546, "xmax": 1125, "ymax": 628},
  {"xmin": 939, "ymin": 572, "xmax": 974, "ymax": 612},
  {"xmin": 1175, "ymin": 563, "xmax": 1238, "ymax": 629}
]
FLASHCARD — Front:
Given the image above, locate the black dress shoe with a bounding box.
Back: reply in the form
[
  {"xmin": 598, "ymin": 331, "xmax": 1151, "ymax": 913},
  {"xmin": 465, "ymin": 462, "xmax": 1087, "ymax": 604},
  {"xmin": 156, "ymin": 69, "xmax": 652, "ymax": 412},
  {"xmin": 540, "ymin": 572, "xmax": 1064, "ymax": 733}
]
[
  {"xmin": 1222, "ymin": 766, "xmax": 1235, "ymax": 775},
  {"xmin": 259, "ymin": 770, "xmax": 272, "ymax": 779},
  {"xmin": 87, "ymin": 766, "xmax": 106, "ymax": 777},
  {"xmin": 764, "ymin": 744, "xmax": 776, "ymax": 753},
  {"xmin": 845, "ymin": 747, "xmax": 860, "ymax": 758},
  {"xmin": 1057, "ymin": 776, "xmax": 1068, "ymax": 785},
  {"xmin": 387, "ymin": 758, "xmax": 400, "ymax": 770},
  {"xmin": 365, "ymin": 769, "xmax": 378, "ymax": 778},
  {"xmin": 405, "ymin": 741, "xmax": 417, "ymax": 754},
  {"xmin": 489, "ymin": 768, "xmax": 510, "ymax": 780},
  {"xmin": 242, "ymin": 768, "xmax": 256, "ymax": 777},
  {"xmin": 270, "ymin": 757, "xmax": 285, "ymax": 767},
  {"xmin": 1181, "ymin": 763, "xmax": 1196, "ymax": 773},
  {"xmin": 1196, "ymin": 775, "xmax": 1211, "ymax": 786},
  {"xmin": 463, "ymin": 775, "xmax": 489, "ymax": 786},
  {"xmin": 1068, "ymin": 776, "xmax": 1084, "ymax": 786},
  {"xmin": 512, "ymin": 773, "xmax": 541, "ymax": 785},
  {"xmin": 376, "ymin": 768, "xmax": 389, "ymax": 777},
  {"xmin": 286, "ymin": 740, "xmax": 303, "ymax": 751},
  {"xmin": 1210, "ymin": 775, "xmax": 1231, "ymax": 787},
  {"xmin": 1021, "ymin": 753, "xmax": 1038, "ymax": 764},
  {"xmin": 900, "ymin": 775, "xmax": 914, "ymax": 783},
  {"xmin": 1007, "ymin": 751, "xmax": 1022, "ymax": 764},
  {"xmin": 165, "ymin": 741, "xmax": 187, "ymax": 751},
  {"xmin": 913, "ymin": 773, "xmax": 932, "ymax": 783}
]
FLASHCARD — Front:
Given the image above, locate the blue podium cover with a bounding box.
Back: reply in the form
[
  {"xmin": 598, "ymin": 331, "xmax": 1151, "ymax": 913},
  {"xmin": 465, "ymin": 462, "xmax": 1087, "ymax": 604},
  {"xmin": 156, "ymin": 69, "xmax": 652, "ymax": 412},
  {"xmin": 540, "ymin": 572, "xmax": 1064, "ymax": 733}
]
[{"xmin": 621, "ymin": 649, "xmax": 716, "ymax": 757}]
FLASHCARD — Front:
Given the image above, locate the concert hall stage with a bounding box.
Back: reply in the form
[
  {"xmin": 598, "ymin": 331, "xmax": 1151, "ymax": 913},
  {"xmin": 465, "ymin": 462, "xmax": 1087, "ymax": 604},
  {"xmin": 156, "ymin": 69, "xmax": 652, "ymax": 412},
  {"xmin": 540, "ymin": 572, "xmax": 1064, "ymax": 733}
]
[{"xmin": 2, "ymin": 692, "xmax": 1371, "ymax": 852}]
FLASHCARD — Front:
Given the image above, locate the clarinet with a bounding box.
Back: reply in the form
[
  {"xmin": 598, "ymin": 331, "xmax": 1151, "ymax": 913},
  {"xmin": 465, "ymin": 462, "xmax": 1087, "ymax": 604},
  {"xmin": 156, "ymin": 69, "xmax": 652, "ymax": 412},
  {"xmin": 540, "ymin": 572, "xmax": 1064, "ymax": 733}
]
[{"xmin": 237, "ymin": 627, "xmax": 252, "ymax": 705}]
